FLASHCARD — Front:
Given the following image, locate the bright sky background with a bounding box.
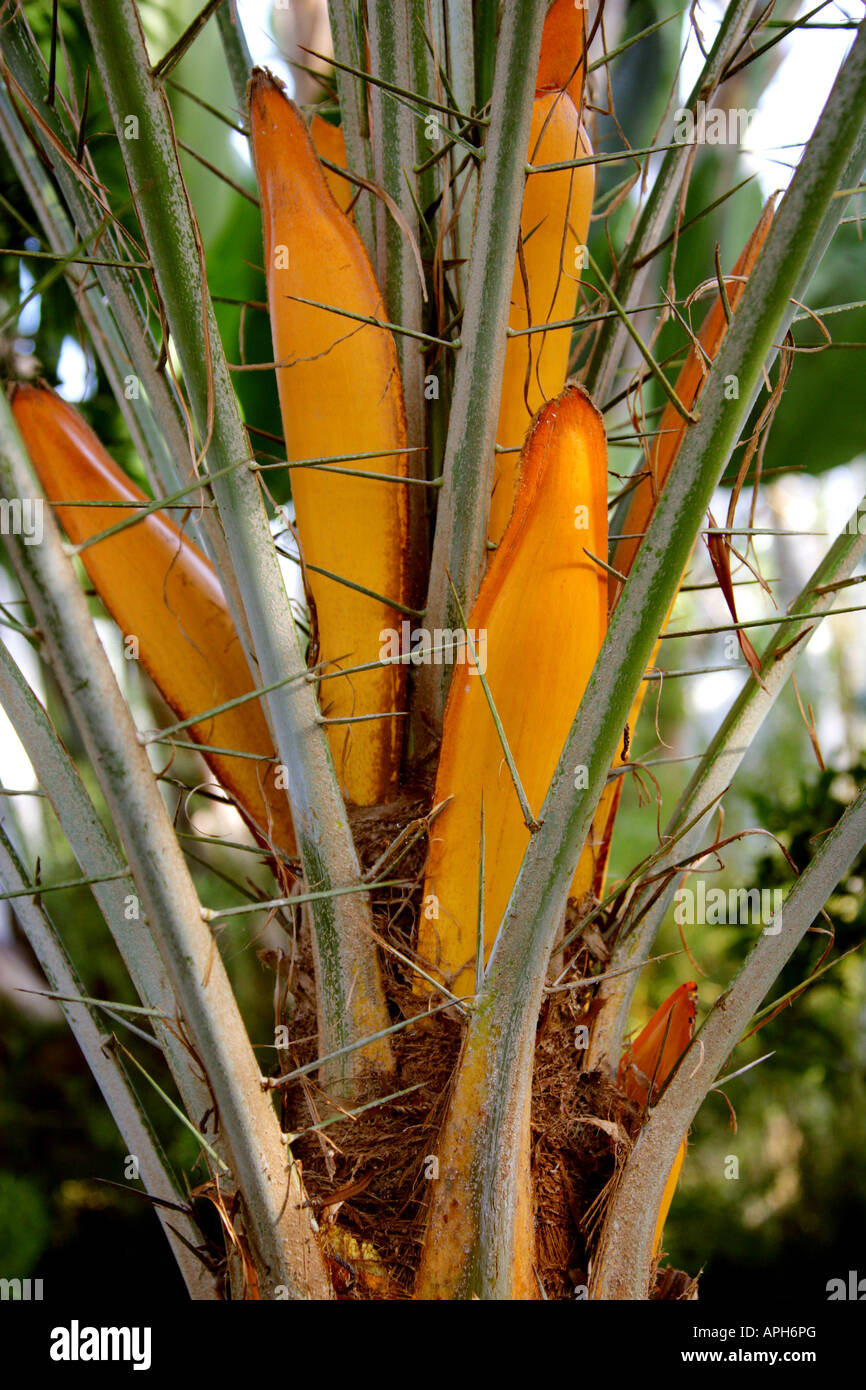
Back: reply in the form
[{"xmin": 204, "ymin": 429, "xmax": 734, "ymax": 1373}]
[
  {"xmin": 237, "ymin": 0, "xmax": 294, "ymax": 88},
  {"xmin": 679, "ymin": 1, "xmax": 859, "ymax": 196}
]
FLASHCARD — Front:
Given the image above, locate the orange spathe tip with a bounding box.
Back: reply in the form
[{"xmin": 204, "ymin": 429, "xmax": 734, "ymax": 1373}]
[
  {"xmin": 619, "ymin": 980, "xmax": 698, "ymax": 1105},
  {"xmin": 537, "ymin": 0, "xmax": 587, "ymax": 104},
  {"xmin": 619, "ymin": 980, "xmax": 698, "ymax": 1257}
]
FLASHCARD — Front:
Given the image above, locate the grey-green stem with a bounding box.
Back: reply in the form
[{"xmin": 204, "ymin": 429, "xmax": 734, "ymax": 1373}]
[
  {"xmin": 80, "ymin": 0, "xmax": 394, "ymax": 1086},
  {"xmin": 418, "ymin": 0, "xmax": 545, "ymax": 728}
]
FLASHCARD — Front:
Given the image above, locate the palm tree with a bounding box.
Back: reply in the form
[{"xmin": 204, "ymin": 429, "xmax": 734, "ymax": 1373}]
[{"xmin": 0, "ymin": 0, "xmax": 864, "ymax": 1300}]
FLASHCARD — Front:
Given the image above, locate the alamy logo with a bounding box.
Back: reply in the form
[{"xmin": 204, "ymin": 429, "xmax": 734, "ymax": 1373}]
[
  {"xmin": 674, "ymin": 882, "xmax": 783, "ymax": 935},
  {"xmin": 49, "ymin": 1320, "xmax": 152, "ymax": 1371},
  {"xmin": 826, "ymin": 1271, "xmax": 866, "ymax": 1300},
  {"xmin": 672, "ymin": 100, "xmax": 757, "ymax": 146},
  {"xmin": 0, "ymin": 1277, "xmax": 42, "ymax": 1299},
  {"xmin": 0, "ymin": 496, "xmax": 43, "ymax": 545},
  {"xmin": 379, "ymin": 620, "xmax": 488, "ymax": 675}
]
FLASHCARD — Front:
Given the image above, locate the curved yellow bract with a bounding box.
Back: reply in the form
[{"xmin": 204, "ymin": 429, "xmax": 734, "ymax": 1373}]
[
  {"xmin": 250, "ymin": 70, "xmax": 410, "ymax": 806},
  {"xmin": 419, "ymin": 387, "xmax": 608, "ymax": 1000},
  {"xmin": 12, "ymin": 383, "xmax": 297, "ymax": 860}
]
